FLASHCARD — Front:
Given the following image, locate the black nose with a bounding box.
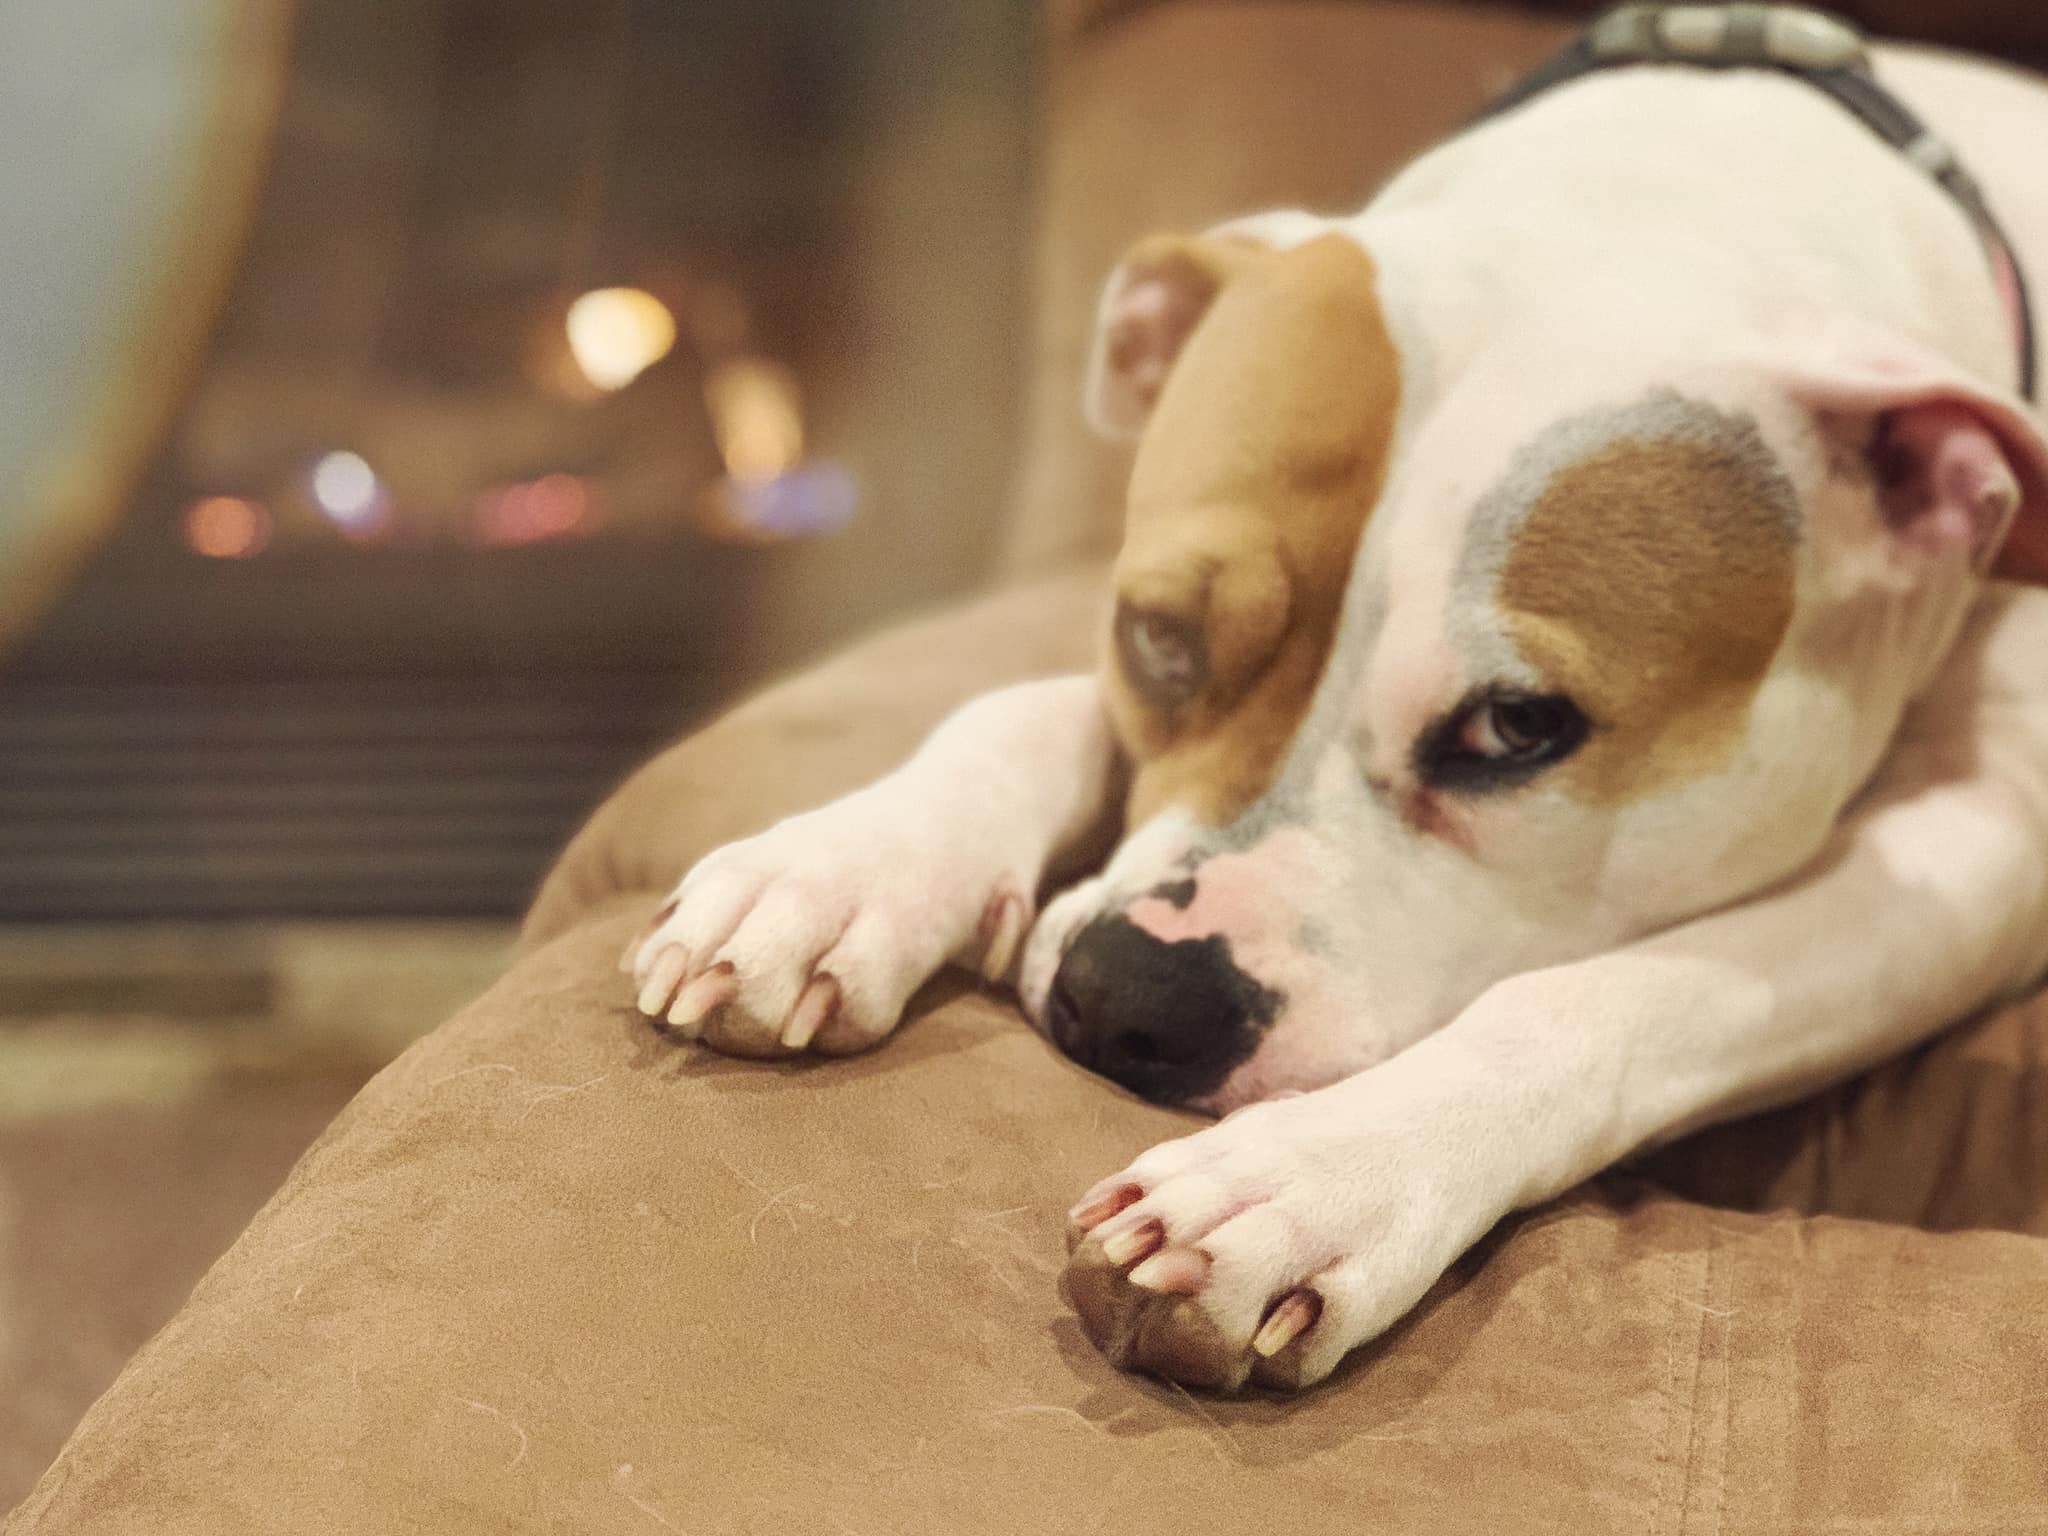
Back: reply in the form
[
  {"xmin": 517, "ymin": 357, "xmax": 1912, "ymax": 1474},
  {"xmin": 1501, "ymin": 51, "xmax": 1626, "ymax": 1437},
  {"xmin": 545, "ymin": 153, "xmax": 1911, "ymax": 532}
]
[{"xmin": 1045, "ymin": 915, "xmax": 1280, "ymax": 1104}]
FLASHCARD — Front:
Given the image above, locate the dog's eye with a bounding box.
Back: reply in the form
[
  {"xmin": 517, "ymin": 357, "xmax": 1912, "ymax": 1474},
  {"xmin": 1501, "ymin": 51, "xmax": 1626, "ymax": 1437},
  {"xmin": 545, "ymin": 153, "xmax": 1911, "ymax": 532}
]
[
  {"xmin": 1115, "ymin": 602, "xmax": 1207, "ymax": 707},
  {"xmin": 1457, "ymin": 694, "xmax": 1583, "ymax": 762},
  {"xmin": 1415, "ymin": 689, "xmax": 1590, "ymax": 794}
]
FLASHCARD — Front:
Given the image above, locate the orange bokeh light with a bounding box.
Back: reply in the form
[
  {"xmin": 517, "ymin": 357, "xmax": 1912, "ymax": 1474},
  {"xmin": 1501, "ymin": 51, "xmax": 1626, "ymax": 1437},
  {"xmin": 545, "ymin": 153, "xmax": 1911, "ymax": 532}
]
[
  {"xmin": 704, "ymin": 357, "xmax": 802, "ymax": 482},
  {"xmin": 183, "ymin": 496, "xmax": 272, "ymax": 559},
  {"xmin": 565, "ymin": 288, "xmax": 677, "ymax": 392},
  {"xmin": 473, "ymin": 472, "xmax": 597, "ymax": 546}
]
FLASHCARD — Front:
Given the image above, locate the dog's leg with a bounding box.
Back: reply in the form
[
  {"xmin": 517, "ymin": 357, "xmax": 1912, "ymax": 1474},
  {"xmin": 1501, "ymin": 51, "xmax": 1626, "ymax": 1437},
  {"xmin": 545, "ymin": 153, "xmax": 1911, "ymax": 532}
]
[
  {"xmin": 628, "ymin": 675, "xmax": 1120, "ymax": 1058},
  {"xmin": 1065, "ymin": 596, "xmax": 2048, "ymax": 1392}
]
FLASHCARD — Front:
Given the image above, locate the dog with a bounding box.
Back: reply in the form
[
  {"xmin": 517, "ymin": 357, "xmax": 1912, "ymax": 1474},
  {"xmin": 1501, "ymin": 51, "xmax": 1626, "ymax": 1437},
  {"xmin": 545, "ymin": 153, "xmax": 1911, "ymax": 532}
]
[{"xmin": 628, "ymin": 4, "xmax": 2048, "ymax": 1393}]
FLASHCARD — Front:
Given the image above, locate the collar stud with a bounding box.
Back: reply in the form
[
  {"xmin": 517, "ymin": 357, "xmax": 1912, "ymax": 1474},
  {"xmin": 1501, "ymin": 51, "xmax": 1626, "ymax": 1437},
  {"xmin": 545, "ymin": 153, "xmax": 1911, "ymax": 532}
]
[{"xmin": 1590, "ymin": 4, "xmax": 1866, "ymax": 72}]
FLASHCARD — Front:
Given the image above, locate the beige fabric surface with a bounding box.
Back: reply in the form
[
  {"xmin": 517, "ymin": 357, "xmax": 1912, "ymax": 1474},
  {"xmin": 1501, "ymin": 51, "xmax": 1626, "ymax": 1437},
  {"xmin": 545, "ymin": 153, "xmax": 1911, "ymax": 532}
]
[{"xmin": 10, "ymin": 568, "xmax": 2048, "ymax": 1532}]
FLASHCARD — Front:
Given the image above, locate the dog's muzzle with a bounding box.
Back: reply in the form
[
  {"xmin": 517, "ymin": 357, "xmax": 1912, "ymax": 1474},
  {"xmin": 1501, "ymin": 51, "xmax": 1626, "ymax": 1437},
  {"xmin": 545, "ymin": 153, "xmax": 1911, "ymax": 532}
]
[{"xmin": 1044, "ymin": 914, "xmax": 1281, "ymax": 1104}]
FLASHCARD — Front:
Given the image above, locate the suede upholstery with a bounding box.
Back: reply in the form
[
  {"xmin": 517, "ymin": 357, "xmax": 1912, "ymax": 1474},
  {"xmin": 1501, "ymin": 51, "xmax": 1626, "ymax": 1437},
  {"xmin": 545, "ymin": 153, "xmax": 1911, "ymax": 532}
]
[
  {"xmin": 12, "ymin": 2, "xmax": 2048, "ymax": 1529},
  {"xmin": 10, "ymin": 566, "xmax": 2048, "ymax": 1532}
]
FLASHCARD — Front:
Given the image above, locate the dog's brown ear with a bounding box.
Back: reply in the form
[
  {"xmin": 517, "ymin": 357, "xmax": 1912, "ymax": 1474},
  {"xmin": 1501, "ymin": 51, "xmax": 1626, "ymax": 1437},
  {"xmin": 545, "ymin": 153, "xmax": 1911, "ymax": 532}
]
[
  {"xmin": 1774, "ymin": 328, "xmax": 2048, "ymax": 584},
  {"xmin": 1083, "ymin": 232, "xmax": 1271, "ymax": 441}
]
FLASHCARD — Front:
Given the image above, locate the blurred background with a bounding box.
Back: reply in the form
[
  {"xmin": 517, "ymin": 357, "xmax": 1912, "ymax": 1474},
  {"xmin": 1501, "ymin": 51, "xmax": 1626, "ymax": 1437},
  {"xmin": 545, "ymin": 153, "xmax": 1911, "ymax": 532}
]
[
  {"xmin": 0, "ymin": 0, "xmax": 1034, "ymax": 1500},
  {"xmin": 10, "ymin": 0, "xmax": 2048, "ymax": 1508},
  {"xmin": 3, "ymin": 1, "xmax": 1035, "ymax": 924}
]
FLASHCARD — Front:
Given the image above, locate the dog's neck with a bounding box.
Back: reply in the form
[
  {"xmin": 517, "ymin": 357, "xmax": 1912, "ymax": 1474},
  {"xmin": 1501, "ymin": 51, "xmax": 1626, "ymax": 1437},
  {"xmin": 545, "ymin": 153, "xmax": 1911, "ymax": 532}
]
[{"xmin": 1361, "ymin": 65, "xmax": 2021, "ymax": 403}]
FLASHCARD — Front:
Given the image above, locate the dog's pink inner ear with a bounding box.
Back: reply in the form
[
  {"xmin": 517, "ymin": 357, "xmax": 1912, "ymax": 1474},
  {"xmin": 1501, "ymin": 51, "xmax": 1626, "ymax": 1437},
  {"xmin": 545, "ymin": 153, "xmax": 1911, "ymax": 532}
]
[
  {"xmin": 1085, "ymin": 237, "xmax": 1258, "ymax": 439},
  {"xmin": 1769, "ymin": 323, "xmax": 2048, "ymax": 585},
  {"xmin": 1102, "ymin": 265, "xmax": 1208, "ymax": 418},
  {"xmin": 1874, "ymin": 403, "xmax": 2026, "ymax": 570}
]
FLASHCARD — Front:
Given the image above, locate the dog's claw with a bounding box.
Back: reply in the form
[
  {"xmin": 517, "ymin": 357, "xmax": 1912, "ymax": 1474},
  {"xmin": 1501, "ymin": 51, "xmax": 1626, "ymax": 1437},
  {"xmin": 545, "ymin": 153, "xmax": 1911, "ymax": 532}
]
[
  {"xmin": 667, "ymin": 963, "xmax": 738, "ymax": 1036},
  {"xmin": 1252, "ymin": 1289, "xmax": 1321, "ymax": 1358},
  {"xmin": 1068, "ymin": 1183, "xmax": 1141, "ymax": 1231},
  {"xmin": 1126, "ymin": 1246, "xmax": 1209, "ymax": 1294},
  {"xmin": 637, "ymin": 948, "xmax": 689, "ymax": 1017},
  {"xmin": 781, "ymin": 973, "xmax": 840, "ymax": 1050},
  {"xmin": 1100, "ymin": 1219, "xmax": 1164, "ymax": 1268}
]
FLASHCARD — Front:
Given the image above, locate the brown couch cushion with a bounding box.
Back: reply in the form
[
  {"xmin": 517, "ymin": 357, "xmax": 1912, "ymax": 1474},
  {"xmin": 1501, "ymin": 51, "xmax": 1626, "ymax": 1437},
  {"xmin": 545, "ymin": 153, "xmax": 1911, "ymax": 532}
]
[
  {"xmin": 1006, "ymin": 2, "xmax": 1572, "ymax": 574},
  {"xmin": 11, "ymin": 568, "xmax": 2048, "ymax": 1533},
  {"xmin": 522, "ymin": 566, "xmax": 1109, "ymax": 947}
]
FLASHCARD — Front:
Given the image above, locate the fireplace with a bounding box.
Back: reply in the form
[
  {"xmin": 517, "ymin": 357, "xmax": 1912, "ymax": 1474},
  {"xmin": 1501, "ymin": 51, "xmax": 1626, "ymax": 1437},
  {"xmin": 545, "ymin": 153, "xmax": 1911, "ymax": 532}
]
[{"xmin": 0, "ymin": 0, "xmax": 1033, "ymax": 919}]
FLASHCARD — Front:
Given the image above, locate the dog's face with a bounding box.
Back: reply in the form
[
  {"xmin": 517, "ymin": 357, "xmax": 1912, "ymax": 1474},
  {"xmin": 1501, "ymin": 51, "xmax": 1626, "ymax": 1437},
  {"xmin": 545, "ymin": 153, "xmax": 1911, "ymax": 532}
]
[{"xmin": 1020, "ymin": 220, "xmax": 2048, "ymax": 1112}]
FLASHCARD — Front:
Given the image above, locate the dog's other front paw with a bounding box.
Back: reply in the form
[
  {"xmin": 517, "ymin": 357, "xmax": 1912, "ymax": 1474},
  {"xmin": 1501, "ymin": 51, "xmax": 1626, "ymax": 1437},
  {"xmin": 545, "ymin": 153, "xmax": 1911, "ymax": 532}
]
[
  {"xmin": 1061, "ymin": 1089, "xmax": 1492, "ymax": 1393},
  {"xmin": 624, "ymin": 809, "xmax": 1026, "ymax": 1061}
]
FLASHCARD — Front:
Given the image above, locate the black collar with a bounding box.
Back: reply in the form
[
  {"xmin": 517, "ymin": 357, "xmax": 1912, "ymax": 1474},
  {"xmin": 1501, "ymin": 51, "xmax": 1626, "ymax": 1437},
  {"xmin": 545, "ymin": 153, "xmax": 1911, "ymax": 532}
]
[{"xmin": 1475, "ymin": 3, "xmax": 2037, "ymax": 400}]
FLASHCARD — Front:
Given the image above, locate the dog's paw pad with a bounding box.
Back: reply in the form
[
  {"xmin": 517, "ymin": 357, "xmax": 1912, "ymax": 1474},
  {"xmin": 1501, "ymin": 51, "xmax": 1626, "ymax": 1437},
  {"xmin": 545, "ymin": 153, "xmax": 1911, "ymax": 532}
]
[{"xmin": 1062, "ymin": 1228, "xmax": 1272, "ymax": 1393}]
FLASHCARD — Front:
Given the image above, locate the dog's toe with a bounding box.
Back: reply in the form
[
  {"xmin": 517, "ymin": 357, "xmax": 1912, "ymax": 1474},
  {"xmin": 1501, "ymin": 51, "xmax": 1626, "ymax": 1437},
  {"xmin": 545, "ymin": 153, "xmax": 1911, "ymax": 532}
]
[
  {"xmin": 623, "ymin": 810, "xmax": 1009, "ymax": 1061},
  {"xmin": 634, "ymin": 944, "xmax": 691, "ymax": 1019},
  {"xmin": 1061, "ymin": 1103, "xmax": 1450, "ymax": 1394}
]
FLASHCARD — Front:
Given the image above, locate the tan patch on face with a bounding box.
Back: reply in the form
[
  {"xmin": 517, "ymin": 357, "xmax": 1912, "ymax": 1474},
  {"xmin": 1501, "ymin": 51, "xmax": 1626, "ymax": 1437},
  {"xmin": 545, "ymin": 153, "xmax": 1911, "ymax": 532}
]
[
  {"xmin": 1500, "ymin": 434, "xmax": 1798, "ymax": 804},
  {"xmin": 1105, "ymin": 234, "xmax": 1401, "ymax": 825}
]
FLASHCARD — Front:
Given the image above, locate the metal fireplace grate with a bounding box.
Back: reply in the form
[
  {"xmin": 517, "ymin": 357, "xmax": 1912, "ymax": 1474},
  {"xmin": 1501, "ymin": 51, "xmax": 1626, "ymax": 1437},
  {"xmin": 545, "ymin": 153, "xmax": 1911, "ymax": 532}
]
[{"xmin": 0, "ymin": 672, "xmax": 705, "ymax": 919}]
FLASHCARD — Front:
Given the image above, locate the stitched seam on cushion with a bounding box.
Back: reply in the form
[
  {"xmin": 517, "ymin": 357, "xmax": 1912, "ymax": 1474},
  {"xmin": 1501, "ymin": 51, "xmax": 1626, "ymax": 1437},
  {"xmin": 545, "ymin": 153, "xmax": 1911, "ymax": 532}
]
[{"xmin": 1651, "ymin": 1234, "xmax": 1712, "ymax": 1536}]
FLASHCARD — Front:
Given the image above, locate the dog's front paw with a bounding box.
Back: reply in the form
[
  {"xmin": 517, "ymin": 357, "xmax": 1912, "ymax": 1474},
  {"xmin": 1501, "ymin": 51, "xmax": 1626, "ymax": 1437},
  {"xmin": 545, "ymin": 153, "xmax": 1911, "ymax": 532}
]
[
  {"xmin": 1062, "ymin": 1090, "xmax": 1489, "ymax": 1392},
  {"xmin": 625, "ymin": 807, "xmax": 1026, "ymax": 1060}
]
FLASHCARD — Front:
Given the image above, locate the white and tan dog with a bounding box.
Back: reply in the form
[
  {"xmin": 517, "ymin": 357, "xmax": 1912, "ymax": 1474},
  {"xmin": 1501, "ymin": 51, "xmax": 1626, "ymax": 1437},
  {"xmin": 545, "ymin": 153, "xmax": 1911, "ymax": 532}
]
[{"xmin": 629, "ymin": 11, "xmax": 2048, "ymax": 1392}]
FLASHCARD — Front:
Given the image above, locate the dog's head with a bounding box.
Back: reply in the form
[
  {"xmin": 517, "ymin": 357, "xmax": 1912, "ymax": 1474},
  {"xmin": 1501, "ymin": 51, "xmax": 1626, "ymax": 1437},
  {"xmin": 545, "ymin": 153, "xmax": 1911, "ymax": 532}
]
[{"xmin": 1021, "ymin": 216, "xmax": 2048, "ymax": 1111}]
